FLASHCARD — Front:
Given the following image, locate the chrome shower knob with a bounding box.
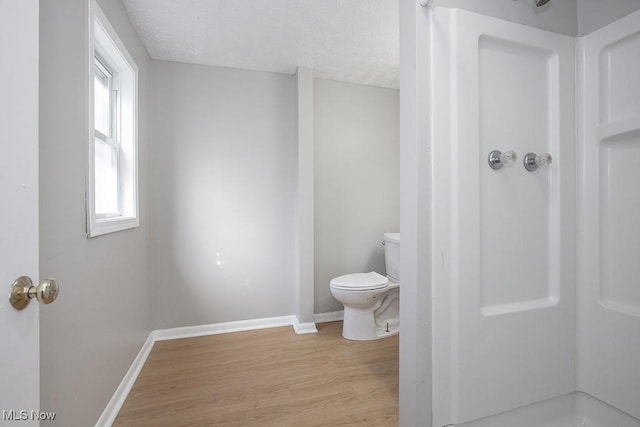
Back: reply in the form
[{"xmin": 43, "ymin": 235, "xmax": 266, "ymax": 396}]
[
  {"xmin": 488, "ymin": 150, "xmax": 517, "ymax": 170},
  {"xmin": 523, "ymin": 152, "xmax": 552, "ymax": 171},
  {"xmin": 9, "ymin": 276, "xmax": 59, "ymax": 310}
]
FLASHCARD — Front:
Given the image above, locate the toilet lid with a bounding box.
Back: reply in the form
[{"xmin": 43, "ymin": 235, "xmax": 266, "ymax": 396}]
[{"xmin": 330, "ymin": 272, "xmax": 389, "ymax": 291}]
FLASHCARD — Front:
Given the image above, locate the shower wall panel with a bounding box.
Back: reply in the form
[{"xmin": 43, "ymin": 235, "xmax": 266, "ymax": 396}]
[
  {"xmin": 577, "ymin": 9, "xmax": 640, "ymax": 419},
  {"xmin": 431, "ymin": 8, "xmax": 576, "ymax": 426}
]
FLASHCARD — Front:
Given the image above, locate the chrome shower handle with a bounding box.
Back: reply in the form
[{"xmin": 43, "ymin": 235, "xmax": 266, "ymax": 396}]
[
  {"xmin": 488, "ymin": 150, "xmax": 517, "ymax": 170},
  {"xmin": 523, "ymin": 152, "xmax": 552, "ymax": 171}
]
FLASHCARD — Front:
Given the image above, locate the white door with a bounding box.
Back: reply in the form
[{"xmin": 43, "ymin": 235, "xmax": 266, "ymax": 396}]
[
  {"xmin": 0, "ymin": 0, "xmax": 41, "ymax": 424},
  {"xmin": 430, "ymin": 8, "xmax": 576, "ymax": 426}
]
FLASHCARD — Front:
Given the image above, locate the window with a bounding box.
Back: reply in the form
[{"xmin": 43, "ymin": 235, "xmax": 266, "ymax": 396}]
[{"xmin": 87, "ymin": 1, "xmax": 138, "ymax": 237}]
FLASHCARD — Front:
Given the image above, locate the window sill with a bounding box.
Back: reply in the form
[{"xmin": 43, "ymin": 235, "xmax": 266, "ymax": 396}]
[{"xmin": 87, "ymin": 215, "xmax": 139, "ymax": 238}]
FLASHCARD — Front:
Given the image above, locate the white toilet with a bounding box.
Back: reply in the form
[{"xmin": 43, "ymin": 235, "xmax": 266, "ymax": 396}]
[{"xmin": 329, "ymin": 233, "xmax": 400, "ymax": 341}]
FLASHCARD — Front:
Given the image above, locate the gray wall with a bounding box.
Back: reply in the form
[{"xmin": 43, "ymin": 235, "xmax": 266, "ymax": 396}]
[
  {"xmin": 150, "ymin": 61, "xmax": 297, "ymax": 329},
  {"xmin": 314, "ymin": 79, "xmax": 400, "ymax": 314},
  {"xmin": 431, "ymin": 0, "xmax": 579, "ymax": 36},
  {"xmin": 429, "ymin": 0, "xmax": 640, "ymax": 36},
  {"xmin": 39, "ymin": 0, "xmax": 151, "ymax": 425},
  {"xmin": 578, "ymin": 0, "xmax": 640, "ymax": 35}
]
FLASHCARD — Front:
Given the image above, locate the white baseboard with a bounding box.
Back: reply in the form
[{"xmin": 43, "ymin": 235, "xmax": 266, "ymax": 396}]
[
  {"xmin": 153, "ymin": 315, "xmax": 296, "ymax": 341},
  {"xmin": 96, "ymin": 312, "xmax": 341, "ymax": 426},
  {"xmin": 314, "ymin": 310, "xmax": 344, "ymax": 323},
  {"xmin": 292, "ymin": 317, "xmax": 318, "ymax": 334},
  {"xmin": 95, "ymin": 332, "xmax": 155, "ymax": 427}
]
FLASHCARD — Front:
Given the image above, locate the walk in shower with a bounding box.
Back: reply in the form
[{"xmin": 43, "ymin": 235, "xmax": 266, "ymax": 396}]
[{"xmin": 427, "ymin": 6, "xmax": 640, "ymax": 427}]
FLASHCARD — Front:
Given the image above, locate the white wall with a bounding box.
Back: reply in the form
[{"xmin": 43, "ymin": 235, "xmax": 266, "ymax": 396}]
[
  {"xmin": 578, "ymin": 0, "xmax": 640, "ymax": 35},
  {"xmin": 39, "ymin": 0, "xmax": 151, "ymax": 426},
  {"xmin": 398, "ymin": 2, "xmax": 432, "ymax": 425},
  {"xmin": 430, "ymin": 0, "xmax": 578, "ymax": 36},
  {"xmin": 313, "ymin": 78, "xmax": 400, "ymax": 314},
  {"xmin": 150, "ymin": 61, "xmax": 297, "ymax": 329}
]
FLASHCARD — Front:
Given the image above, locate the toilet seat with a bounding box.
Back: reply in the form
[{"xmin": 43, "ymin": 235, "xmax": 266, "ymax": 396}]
[{"xmin": 330, "ymin": 271, "xmax": 389, "ymax": 291}]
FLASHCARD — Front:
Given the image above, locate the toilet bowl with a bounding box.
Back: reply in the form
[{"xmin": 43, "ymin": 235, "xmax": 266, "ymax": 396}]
[{"xmin": 329, "ymin": 233, "xmax": 400, "ymax": 341}]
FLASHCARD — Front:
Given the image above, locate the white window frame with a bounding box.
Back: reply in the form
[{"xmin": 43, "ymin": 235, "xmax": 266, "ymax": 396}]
[{"xmin": 87, "ymin": 0, "xmax": 138, "ymax": 237}]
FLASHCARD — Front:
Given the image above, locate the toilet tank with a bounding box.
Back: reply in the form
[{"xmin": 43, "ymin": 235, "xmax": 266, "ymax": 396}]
[{"xmin": 383, "ymin": 233, "xmax": 400, "ymax": 282}]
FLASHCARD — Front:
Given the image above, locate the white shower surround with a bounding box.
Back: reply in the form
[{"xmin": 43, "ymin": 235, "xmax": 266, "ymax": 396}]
[
  {"xmin": 429, "ymin": 6, "xmax": 640, "ymax": 427},
  {"xmin": 577, "ymin": 9, "xmax": 640, "ymax": 419}
]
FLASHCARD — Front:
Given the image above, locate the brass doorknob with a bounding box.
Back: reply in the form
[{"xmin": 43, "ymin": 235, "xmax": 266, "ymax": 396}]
[{"xmin": 9, "ymin": 276, "xmax": 59, "ymax": 310}]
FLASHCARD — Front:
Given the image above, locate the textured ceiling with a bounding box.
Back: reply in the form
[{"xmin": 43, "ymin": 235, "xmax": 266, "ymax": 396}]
[{"xmin": 122, "ymin": 0, "xmax": 399, "ymax": 89}]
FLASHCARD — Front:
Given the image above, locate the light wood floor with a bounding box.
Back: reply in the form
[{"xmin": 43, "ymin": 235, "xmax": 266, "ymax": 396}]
[{"xmin": 114, "ymin": 321, "xmax": 398, "ymax": 426}]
